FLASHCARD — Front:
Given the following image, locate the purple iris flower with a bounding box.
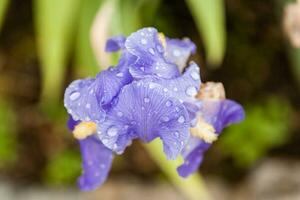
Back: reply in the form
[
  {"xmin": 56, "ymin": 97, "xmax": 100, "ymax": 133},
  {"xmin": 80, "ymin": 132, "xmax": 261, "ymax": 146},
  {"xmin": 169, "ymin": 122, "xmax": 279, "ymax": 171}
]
[{"xmin": 64, "ymin": 27, "xmax": 244, "ymax": 191}]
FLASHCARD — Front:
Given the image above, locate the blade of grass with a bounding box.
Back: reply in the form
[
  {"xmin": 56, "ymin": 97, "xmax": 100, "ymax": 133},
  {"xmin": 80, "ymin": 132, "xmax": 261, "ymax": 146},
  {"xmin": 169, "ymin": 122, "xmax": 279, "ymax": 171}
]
[
  {"xmin": 185, "ymin": 0, "xmax": 226, "ymax": 67},
  {"xmin": 34, "ymin": 0, "xmax": 81, "ymax": 108}
]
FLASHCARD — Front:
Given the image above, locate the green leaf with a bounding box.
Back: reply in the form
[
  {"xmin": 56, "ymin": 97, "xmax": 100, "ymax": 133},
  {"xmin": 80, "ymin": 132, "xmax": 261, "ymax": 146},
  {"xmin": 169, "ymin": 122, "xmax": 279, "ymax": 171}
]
[
  {"xmin": 0, "ymin": 99, "xmax": 17, "ymax": 167},
  {"xmin": 43, "ymin": 150, "xmax": 81, "ymax": 185},
  {"xmin": 220, "ymin": 97, "xmax": 292, "ymax": 167},
  {"xmin": 185, "ymin": 0, "xmax": 226, "ymax": 67},
  {"xmin": 0, "ymin": 0, "xmax": 9, "ymax": 32},
  {"xmin": 75, "ymin": 0, "xmax": 103, "ymax": 77},
  {"xmin": 34, "ymin": 0, "xmax": 81, "ymax": 105}
]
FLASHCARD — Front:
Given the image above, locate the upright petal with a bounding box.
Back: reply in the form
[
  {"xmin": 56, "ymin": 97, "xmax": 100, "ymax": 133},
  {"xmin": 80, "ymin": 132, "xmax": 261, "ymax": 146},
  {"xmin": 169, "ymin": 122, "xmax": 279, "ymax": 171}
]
[
  {"xmin": 98, "ymin": 80, "xmax": 190, "ymax": 159},
  {"xmin": 78, "ymin": 135, "xmax": 114, "ymax": 191},
  {"xmin": 177, "ymin": 99, "xmax": 245, "ymax": 177},
  {"xmin": 105, "ymin": 35, "xmax": 126, "ymax": 52},
  {"xmin": 125, "ymin": 27, "xmax": 180, "ymax": 79},
  {"xmin": 165, "ymin": 38, "xmax": 196, "ymax": 71}
]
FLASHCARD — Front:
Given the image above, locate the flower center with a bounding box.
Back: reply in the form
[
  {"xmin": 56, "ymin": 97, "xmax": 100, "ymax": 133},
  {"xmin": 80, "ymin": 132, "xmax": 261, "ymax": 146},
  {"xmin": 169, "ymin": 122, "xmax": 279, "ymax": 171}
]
[
  {"xmin": 73, "ymin": 121, "xmax": 97, "ymax": 140},
  {"xmin": 190, "ymin": 118, "xmax": 217, "ymax": 143}
]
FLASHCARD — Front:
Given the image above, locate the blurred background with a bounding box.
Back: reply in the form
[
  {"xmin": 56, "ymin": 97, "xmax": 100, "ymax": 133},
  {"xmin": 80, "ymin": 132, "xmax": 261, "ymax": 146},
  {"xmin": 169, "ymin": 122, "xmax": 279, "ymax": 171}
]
[{"xmin": 0, "ymin": 0, "xmax": 299, "ymax": 199}]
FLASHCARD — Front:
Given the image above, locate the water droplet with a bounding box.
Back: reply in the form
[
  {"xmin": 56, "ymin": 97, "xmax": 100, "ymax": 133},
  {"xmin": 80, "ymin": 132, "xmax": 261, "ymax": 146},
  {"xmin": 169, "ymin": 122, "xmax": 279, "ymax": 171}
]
[
  {"xmin": 124, "ymin": 125, "xmax": 129, "ymax": 129},
  {"xmin": 190, "ymin": 71, "xmax": 199, "ymax": 80},
  {"xmin": 107, "ymin": 126, "xmax": 118, "ymax": 136},
  {"xmin": 116, "ymin": 72, "xmax": 123, "ymax": 77},
  {"xmin": 172, "ymin": 49, "xmax": 181, "ymax": 57},
  {"xmin": 148, "ymin": 48, "xmax": 155, "ymax": 55},
  {"xmin": 70, "ymin": 92, "xmax": 80, "ymax": 101},
  {"xmin": 185, "ymin": 86, "xmax": 197, "ymax": 97},
  {"xmin": 86, "ymin": 103, "xmax": 91, "ymax": 109},
  {"xmin": 141, "ymin": 106, "xmax": 145, "ymax": 110},
  {"xmin": 140, "ymin": 32, "xmax": 145, "ymax": 36},
  {"xmin": 89, "ymin": 89, "xmax": 94, "ymax": 94},
  {"xmin": 144, "ymin": 97, "xmax": 150, "ymax": 103},
  {"xmin": 173, "ymin": 87, "xmax": 178, "ymax": 92},
  {"xmin": 157, "ymin": 45, "xmax": 163, "ymax": 53},
  {"xmin": 177, "ymin": 116, "xmax": 185, "ymax": 123},
  {"xmin": 161, "ymin": 116, "xmax": 169, "ymax": 122},
  {"xmin": 163, "ymin": 88, "xmax": 168, "ymax": 92},
  {"xmin": 174, "ymin": 131, "xmax": 179, "ymax": 137},
  {"xmin": 117, "ymin": 111, "xmax": 123, "ymax": 117},
  {"xmin": 102, "ymin": 139, "xmax": 109, "ymax": 145},
  {"xmin": 165, "ymin": 101, "xmax": 172, "ymax": 107},
  {"xmin": 141, "ymin": 38, "xmax": 147, "ymax": 45},
  {"xmin": 149, "ymin": 82, "xmax": 156, "ymax": 89},
  {"xmin": 141, "ymin": 67, "xmax": 145, "ymax": 71}
]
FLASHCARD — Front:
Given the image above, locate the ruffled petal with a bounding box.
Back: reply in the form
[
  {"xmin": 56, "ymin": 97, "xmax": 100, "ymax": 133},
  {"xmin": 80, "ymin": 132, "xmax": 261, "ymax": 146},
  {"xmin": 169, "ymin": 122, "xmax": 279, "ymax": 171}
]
[
  {"xmin": 125, "ymin": 27, "xmax": 180, "ymax": 79},
  {"xmin": 77, "ymin": 135, "xmax": 114, "ymax": 191},
  {"xmin": 98, "ymin": 80, "xmax": 190, "ymax": 159},
  {"xmin": 105, "ymin": 35, "xmax": 126, "ymax": 52},
  {"xmin": 165, "ymin": 38, "xmax": 196, "ymax": 71},
  {"xmin": 177, "ymin": 99, "xmax": 245, "ymax": 177},
  {"xmin": 154, "ymin": 62, "xmax": 201, "ymax": 103},
  {"xmin": 64, "ymin": 66, "xmax": 132, "ymax": 123}
]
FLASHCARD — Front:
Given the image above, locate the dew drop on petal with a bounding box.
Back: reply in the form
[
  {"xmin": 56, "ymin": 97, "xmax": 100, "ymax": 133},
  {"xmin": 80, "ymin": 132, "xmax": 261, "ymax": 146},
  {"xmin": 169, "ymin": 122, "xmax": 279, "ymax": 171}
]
[
  {"xmin": 161, "ymin": 116, "xmax": 169, "ymax": 122},
  {"xmin": 107, "ymin": 126, "xmax": 118, "ymax": 136},
  {"xmin": 149, "ymin": 82, "xmax": 156, "ymax": 89},
  {"xmin": 144, "ymin": 97, "xmax": 150, "ymax": 103},
  {"xmin": 116, "ymin": 72, "xmax": 124, "ymax": 77},
  {"xmin": 86, "ymin": 103, "xmax": 91, "ymax": 109},
  {"xmin": 70, "ymin": 92, "xmax": 80, "ymax": 101},
  {"xmin": 177, "ymin": 116, "xmax": 185, "ymax": 123},
  {"xmin": 185, "ymin": 86, "xmax": 197, "ymax": 97},
  {"xmin": 173, "ymin": 87, "xmax": 178, "ymax": 92},
  {"xmin": 172, "ymin": 49, "xmax": 181, "ymax": 57},
  {"xmin": 157, "ymin": 45, "xmax": 163, "ymax": 53},
  {"xmin": 163, "ymin": 88, "xmax": 168, "ymax": 92},
  {"xmin": 141, "ymin": 38, "xmax": 147, "ymax": 45},
  {"xmin": 165, "ymin": 100, "xmax": 172, "ymax": 107},
  {"xmin": 117, "ymin": 111, "xmax": 123, "ymax": 117},
  {"xmin": 174, "ymin": 131, "xmax": 179, "ymax": 137},
  {"xmin": 190, "ymin": 71, "xmax": 200, "ymax": 80},
  {"xmin": 148, "ymin": 48, "xmax": 155, "ymax": 55}
]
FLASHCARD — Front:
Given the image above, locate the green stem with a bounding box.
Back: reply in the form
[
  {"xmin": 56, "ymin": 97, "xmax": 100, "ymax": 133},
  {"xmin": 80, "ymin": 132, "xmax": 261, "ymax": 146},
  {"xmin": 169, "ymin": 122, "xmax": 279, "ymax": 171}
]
[{"xmin": 144, "ymin": 139, "xmax": 211, "ymax": 200}]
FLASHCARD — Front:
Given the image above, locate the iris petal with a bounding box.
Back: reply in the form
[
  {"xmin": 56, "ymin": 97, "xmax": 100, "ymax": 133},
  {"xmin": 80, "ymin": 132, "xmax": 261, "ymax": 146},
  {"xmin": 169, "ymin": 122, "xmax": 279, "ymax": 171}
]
[
  {"xmin": 177, "ymin": 100, "xmax": 245, "ymax": 177},
  {"xmin": 105, "ymin": 35, "xmax": 126, "ymax": 52},
  {"xmin": 64, "ymin": 65, "xmax": 132, "ymax": 123},
  {"xmin": 77, "ymin": 135, "xmax": 114, "ymax": 191},
  {"xmin": 125, "ymin": 27, "xmax": 180, "ymax": 79},
  {"xmin": 98, "ymin": 80, "xmax": 190, "ymax": 159},
  {"xmin": 165, "ymin": 38, "xmax": 196, "ymax": 71}
]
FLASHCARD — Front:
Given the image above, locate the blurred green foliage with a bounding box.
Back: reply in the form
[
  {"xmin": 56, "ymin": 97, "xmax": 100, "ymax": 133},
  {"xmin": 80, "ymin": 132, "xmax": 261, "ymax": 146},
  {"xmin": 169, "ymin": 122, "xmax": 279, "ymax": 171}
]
[
  {"xmin": 0, "ymin": 99, "xmax": 17, "ymax": 168},
  {"xmin": 220, "ymin": 97, "xmax": 292, "ymax": 167},
  {"xmin": 0, "ymin": 0, "xmax": 9, "ymax": 31},
  {"xmin": 44, "ymin": 149, "xmax": 81, "ymax": 185}
]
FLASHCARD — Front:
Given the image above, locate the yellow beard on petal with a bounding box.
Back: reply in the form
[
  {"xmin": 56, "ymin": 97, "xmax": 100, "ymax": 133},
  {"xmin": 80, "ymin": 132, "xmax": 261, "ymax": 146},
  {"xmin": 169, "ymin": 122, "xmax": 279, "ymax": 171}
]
[
  {"xmin": 73, "ymin": 121, "xmax": 97, "ymax": 140},
  {"xmin": 158, "ymin": 33, "xmax": 167, "ymax": 50},
  {"xmin": 190, "ymin": 118, "xmax": 218, "ymax": 143}
]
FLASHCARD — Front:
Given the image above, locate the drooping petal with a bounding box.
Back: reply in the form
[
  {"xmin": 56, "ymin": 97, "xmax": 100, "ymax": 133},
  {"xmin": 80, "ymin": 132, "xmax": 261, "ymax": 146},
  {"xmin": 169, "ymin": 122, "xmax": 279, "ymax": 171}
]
[
  {"xmin": 125, "ymin": 27, "xmax": 180, "ymax": 79},
  {"xmin": 77, "ymin": 135, "xmax": 114, "ymax": 191},
  {"xmin": 165, "ymin": 38, "xmax": 196, "ymax": 71},
  {"xmin": 177, "ymin": 99, "xmax": 245, "ymax": 177},
  {"xmin": 64, "ymin": 66, "xmax": 132, "ymax": 123},
  {"xmin": 105, "ymin": 35, "xmax": 126, "ymax": 52},
  {"xmin": 200, "ymin": 100, "xmax": 245, "ymax": 133},
  {"xmin": 98, "ymin": 80, "xmax": 190, "ymax": 159}
]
